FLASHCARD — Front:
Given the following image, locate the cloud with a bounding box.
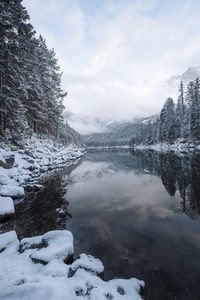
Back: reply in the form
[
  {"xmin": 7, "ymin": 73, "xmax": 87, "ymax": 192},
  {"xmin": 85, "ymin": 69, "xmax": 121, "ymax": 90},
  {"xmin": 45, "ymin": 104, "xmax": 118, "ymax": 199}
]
[{"xmin": 23, "ymin": 0, "xmax": 200, "ymax": 121}]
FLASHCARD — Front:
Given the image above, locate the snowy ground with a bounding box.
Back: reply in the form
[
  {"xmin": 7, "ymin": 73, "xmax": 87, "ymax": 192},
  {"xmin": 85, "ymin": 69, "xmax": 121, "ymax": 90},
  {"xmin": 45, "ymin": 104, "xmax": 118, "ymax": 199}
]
[
  {"xmin": 0, "ymin": 137, "xmax": 83, "ymax": 220},
  {"xmin": 135, "ymin": 139, "xmax": 200, "ymax": 153},
  {"xmin": 0, "ymin": 230, "xmax": 144, "ymax": 300},
  {"xmin": 86, "ymin": 140, "xmax": 200, "ymax": 153},
  {"xmin": 87, "ymin": 146, "xmax": 130, "ymax": 150}
]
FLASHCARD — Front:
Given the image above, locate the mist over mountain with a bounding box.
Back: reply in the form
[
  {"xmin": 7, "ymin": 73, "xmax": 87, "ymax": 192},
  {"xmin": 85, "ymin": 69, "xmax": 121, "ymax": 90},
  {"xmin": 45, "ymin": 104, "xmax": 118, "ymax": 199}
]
[
  {"xmin": 166, "ymin": 66, "xmax": 200, "ymax": 96},
  {"xmin": 64, "ymin": 66, "xmax": 200, "ymax": 148},
  {"xmin": 63, "ymin": 111, "xmax": 113, "ymax": 135},
  {"xmin": 83, "ymin": 115, "xmax": 158, "ymax": 147}
]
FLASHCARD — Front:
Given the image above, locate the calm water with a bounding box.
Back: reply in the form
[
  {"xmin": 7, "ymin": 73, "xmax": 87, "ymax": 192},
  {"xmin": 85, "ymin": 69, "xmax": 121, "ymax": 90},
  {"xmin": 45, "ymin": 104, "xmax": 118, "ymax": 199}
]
[{"xmin": 14, "ymin": 149, "xmax": 200, "ymax": 300}]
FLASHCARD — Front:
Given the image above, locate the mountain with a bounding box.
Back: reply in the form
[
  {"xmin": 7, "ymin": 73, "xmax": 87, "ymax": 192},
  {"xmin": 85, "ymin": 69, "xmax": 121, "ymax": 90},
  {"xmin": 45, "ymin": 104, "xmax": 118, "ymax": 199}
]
[
  {"xmin": 83, "ymin": 115, "xmax": 158, "ymax": 147},
  {"xmin": 167, "ymin": 66, "xmax": 200, "ymax": 93},
  {"xmin": 63, "ymin": 110, "xmax": 159, "ymax": 147},
  {"xmin": 63, "ymin": 111, "xmax": 113, "ymax": 135},
  {"xmin": 84, "ymin": 122, "xmax": 137, "ymax": 147}
]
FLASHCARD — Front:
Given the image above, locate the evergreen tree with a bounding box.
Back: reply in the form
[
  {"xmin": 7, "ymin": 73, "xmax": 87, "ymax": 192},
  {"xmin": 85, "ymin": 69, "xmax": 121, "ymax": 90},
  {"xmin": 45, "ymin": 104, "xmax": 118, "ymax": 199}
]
[
  {"xmin": 190, "ymin": 78, "xmax": 200, "ymax": 141},
  {"xmin": 131, "ymin": 78, "xmax": 200, "ymax": 146},
  {"xmin": 178, "ymin": 81, "xmax": 185, "ymax": 117},
  {"xmin": 0, "ymin": 0, "xmax": 76, "ymax": 145},
  {"xmin": 159, "ymin": 97, "xmax": 175, "ymax": 143}
]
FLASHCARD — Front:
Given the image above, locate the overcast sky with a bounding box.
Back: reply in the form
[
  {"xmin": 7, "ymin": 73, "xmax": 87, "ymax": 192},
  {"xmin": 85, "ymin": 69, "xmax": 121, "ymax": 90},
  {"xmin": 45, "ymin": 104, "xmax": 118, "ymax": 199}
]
[{"xmin": 23, "ymin": 0, "xmax": 200, "ymax": 121}]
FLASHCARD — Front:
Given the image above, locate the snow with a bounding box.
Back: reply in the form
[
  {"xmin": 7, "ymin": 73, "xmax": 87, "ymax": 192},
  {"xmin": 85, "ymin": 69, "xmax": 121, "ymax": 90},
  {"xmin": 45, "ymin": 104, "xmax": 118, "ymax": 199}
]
[
  {"xmin": 0, "ymin": 197, "xmax": 14, "ymax": 220},
  {"xmin": 135, "ymin": 139, "xmax": 200, "ymax": 154},
  {"xmin": 20, "ymin": 230, "xmax": 74, "ymax": 264},
  {"xmin": 0, "ymin": 168, "xmax": 16, "ymax": 185},
  {"xmin": 70, "ymin": 253, "xmax": 104, "ymax": 275},
  {"xmin": 0, "ymin": 137, "xmax": 84, "ymax": 219},
  {"xmin": 0, "ymin": 231, "xmax": 19, "ymax": 253},
  {"xmin": 0, "ymin": 185, "xmax": 24, "ymax": 198},
  {"xmin": 0, "ymin": 230, "xmax": 144, "ymax": 300},
  {"xmin": 0, "ymin": 137, "xmax": 84, "ymax": 190},
  {"xmin": 87, "ymin": 145, "xmax": 130, "ymax": 150}
]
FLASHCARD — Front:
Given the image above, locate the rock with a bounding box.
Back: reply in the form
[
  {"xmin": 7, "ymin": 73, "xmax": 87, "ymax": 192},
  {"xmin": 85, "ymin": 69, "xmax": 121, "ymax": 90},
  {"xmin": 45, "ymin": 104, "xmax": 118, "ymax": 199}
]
[
  {"xmin": 68, "ymin": 254, "xmax": 104, "ymax": 278},
  {"xmin": 0, "ymin": 185, "xmax": 24, "ymax": 198},
  {"xmin": 10, "ymin": 146, "xmax": 18, "ymax": 151},
  {"xmin": 24, "ymin": 150, "xmax": 35, "ymax": 159},
  {"xmin": 24, "ymin": 184, "xmax": 44, "ymax": 193},
  {"xmin": 20, "ymin": 230, "xmax": 74, "ymax": 265},
  {"xmin": 0, "ymin": 155, "xmax": 15, "ymax": 169},
  {"xmin": 5, "ymin": 155, "xmax": 15, "ymax": 169},
  {"xmin": 0, "ymin": 197, "xmax": 15, "ymax": 221},
  {"xmin": 0, "ymin": 230, "xmax": 144, "ymax": 300}
]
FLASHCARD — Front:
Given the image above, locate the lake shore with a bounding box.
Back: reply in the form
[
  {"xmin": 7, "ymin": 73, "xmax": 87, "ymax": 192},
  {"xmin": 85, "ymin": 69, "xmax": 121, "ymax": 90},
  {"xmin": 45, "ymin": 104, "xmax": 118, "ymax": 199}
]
[{"xmin": 0, "ymin": 143, "xmax": 144, "ymax": 300}]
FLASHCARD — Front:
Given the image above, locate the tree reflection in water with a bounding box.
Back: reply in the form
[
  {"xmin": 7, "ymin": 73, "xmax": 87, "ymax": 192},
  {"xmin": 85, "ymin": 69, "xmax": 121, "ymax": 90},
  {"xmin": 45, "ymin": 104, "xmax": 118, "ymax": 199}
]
[{"xmin": 130, "ymin": 149, "xmax": 200, "ymax": 220}]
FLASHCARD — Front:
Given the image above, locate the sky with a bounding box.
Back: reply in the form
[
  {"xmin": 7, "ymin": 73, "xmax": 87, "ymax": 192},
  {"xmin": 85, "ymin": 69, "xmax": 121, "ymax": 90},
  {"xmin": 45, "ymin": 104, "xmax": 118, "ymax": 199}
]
[{"xmin": 23, "ymin": 0, "xmax": 200, "ymax": 122}]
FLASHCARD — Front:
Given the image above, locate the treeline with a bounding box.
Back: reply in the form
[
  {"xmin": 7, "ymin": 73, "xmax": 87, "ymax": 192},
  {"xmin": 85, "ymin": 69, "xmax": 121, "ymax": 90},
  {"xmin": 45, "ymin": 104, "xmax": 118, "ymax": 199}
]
[
  {"xmin": 130, "ymin": 78, "xmax": 200, "ymax": 145},
  {"xmin": 0, "ymin": 0, "xmax": 81, "ymax": 145}
]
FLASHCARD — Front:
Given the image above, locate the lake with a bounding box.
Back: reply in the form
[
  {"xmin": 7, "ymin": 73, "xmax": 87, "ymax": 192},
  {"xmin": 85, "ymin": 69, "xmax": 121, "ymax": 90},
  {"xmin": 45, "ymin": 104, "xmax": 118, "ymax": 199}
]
[{"xmin": 14, "ymin": 149, "xmax": 200, "ymax": 300}]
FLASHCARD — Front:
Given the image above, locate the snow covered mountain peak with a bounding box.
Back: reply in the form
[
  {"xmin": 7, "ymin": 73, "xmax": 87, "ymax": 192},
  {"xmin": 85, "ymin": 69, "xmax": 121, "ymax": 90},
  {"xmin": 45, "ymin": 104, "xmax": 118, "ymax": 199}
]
[
  {"xmin": 63, "ymin": 111, "xmax": 114, "ymax": 135},
  {"xmin": 166, "ymin": 66, "xmax": 200, "ymax": 96},
  {"xmin": 167, "ymin": 66, "xmax": 200, "ymax": 87},
  {"xmin": 181, "ymin": 66, "xmax": 200, "ymax": 81}
]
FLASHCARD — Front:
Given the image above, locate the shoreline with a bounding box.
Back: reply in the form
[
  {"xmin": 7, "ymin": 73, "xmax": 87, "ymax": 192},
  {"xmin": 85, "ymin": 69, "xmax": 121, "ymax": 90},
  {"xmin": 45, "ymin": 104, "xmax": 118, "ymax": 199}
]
[
  {"xmin": 86, "ymin": 141, "xmax": 200, "ymax": 154},
  {"xmin": 0, "ymin": 138, "xmax": 144, "ymax": 300},
  {"xmin": 0, "ymin": 137, "xmax": 84, "ymax": 221}
]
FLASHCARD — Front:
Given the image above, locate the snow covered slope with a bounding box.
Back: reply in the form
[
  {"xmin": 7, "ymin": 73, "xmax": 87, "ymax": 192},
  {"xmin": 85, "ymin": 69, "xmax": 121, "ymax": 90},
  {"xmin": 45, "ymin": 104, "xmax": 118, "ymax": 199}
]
[{"xmin": 0, "ymin": 137, "xmax": 84, "ymax": 220}]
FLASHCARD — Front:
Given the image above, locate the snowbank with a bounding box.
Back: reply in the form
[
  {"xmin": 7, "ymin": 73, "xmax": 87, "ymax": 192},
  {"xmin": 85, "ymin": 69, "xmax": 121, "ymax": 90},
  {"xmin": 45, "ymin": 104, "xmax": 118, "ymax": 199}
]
[
  {"xmin": 0, "ymin": 137, "xmax": 84, "ymax": 219},
  {"xmin": 135, "ymin": 139, "xmax": 200, "ymax": 153},
  {"xmin": 0, "ymin": 230, "xmax": 144, "ymax": 300}
]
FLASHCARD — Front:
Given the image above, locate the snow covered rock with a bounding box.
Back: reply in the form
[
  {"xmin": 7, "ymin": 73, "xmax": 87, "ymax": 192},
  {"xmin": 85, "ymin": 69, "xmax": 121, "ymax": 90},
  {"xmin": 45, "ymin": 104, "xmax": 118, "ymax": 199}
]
[
  {"xmin": 0, "ymin": 230, "xmax": 19, "ymax": 253},
  {"xmin": 69, "ymin": 253, "xmax": 104, "ymax": 276},
  {"xmin": 0, "ymin": 137, "xmax": 84, "ymax": 191},
  {"xmin": 20, "ymin": 230, "xmax": 74, "ymax": 264},
  {"xmin": 0, "ymin": 168, "xmax": 16, "ymax": 185},
  {"xmin": 0, "ymin": 230, "xmax": 144, "ymax": 300},
  {"xmin": 0, "ymin": 153, "xmax": 15, "ymax": 169},
  {"xmin": 0, "ymin": 196, "xmax": 15, "ymax": 221},
  {"xmin": 71, "ymin": 269, "xmax": 144, "ymax": 300},
  {"xmin": 0, "ymin": 185, "xmax": 24, "ymax": 198}
]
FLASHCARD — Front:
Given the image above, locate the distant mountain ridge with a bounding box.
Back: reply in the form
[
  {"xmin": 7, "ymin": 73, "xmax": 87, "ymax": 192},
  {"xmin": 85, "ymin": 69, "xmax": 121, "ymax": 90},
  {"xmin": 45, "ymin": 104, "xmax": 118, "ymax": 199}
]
[
  {"xmin": 65, "ymin": 66, "xmax": 200, "ymax": 147},
  {"xmin": 167, "ymin": 66, "xmax": 200, "ymax": 92},
  {"xmin": 83, "ymin": 115, "xmax": 158, "ymax": 147},
  {"xmin": 63, "ymin": 111, "xmax": 113, "ymax": 135}
]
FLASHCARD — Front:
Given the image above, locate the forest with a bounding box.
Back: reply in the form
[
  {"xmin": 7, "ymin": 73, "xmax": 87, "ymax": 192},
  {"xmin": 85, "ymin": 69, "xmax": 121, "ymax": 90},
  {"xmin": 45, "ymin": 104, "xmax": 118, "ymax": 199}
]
[
  {"xmin": 130, "ymin": 78, "xmax": 200, "ymax": 146},
  {"xmin": 0, "ymin": 0, "xmax": 81, "ymax": 145}
]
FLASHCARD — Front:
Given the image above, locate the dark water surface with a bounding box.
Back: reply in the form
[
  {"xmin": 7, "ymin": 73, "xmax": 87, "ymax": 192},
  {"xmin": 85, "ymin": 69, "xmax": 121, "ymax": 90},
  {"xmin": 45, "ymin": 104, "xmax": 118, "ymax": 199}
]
[{"xmin": 14, "ymin": 149, "xmax": 200, "ymax": 300}]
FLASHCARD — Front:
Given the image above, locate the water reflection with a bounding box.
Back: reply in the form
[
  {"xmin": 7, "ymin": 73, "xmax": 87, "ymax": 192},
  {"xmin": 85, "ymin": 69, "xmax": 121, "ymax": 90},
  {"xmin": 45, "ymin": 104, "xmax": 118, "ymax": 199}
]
[
  {"xmin": 80, "ymin": 149, "xmax": 200, "ymax": 220},
  {"xmin": 130, "ymin": 150, "xmax": 200, "ymax": 220},
  {"xmin": 14, "ymin": 164, "xmax": 78, "ymax": 239},
  {"xmin": 66, "ymin": 149, "xmax": 200, "ymax": 300}
]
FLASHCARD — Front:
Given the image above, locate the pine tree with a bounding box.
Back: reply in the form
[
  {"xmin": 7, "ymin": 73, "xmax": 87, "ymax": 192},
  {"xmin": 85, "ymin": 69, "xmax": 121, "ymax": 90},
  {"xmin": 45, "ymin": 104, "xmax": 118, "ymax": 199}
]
[
  {"xmin": 159, "ymin": 97, "xmax": 175, "ymax": 143},
  {"xmin": 0, "ymin": 0, "xmax": 71, "ymax": 144},
  {"xmin": 190, "ymin": 78, "xmax": 200, "ymax": 141},
  {"xmin": 178, "ymin": 81, "xmax": 185, "ymax": 117}
]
